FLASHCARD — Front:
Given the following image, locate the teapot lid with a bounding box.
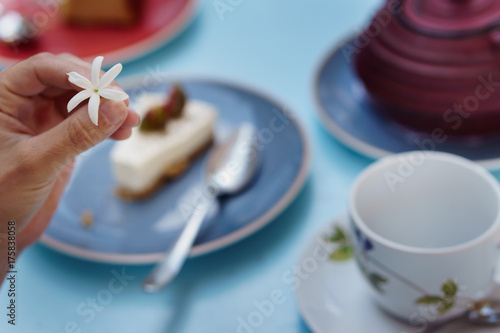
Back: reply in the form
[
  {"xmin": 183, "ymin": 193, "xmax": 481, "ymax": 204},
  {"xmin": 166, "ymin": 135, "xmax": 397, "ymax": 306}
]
[{"xmin": 399, "ymin": 0, "xmax": 500, "ymax": 37}]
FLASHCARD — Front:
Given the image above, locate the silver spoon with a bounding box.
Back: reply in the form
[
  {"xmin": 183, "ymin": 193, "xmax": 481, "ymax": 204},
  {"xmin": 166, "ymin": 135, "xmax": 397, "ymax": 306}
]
[
  {"xmin": 142, "ymin": 123, "xmax": 260, "ymax": 292},
  {"xmin": 0, "ymin": 4, "xmax": 35, "ymax": 46},
  {"xmin": 424, "ymin": 299, "xmax": 500, "ymax": 332},
  {"xmin": 468, "ymin": 299, "xmax": 500, "ymax": 324}
]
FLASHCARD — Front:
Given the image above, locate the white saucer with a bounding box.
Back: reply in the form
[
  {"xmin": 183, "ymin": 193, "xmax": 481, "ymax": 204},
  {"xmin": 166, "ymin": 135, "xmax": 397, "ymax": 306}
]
[{"xmin": 295, "ymin": 213, "xmax": 500, "ymax": 333}]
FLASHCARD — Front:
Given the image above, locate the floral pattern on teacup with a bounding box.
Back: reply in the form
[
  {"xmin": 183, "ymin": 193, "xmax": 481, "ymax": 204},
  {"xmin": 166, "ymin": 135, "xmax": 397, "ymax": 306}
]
[
  {"xmin": 415, "ymin": 279, "xmax": 459, "ymax": 314},
  {"xmin": 327, "ymin": 224, "xmax": 388, "ymax": 293},
  {"xmin": 325, "ymin": 225, "xmax": 353, "ymax": 261},
  {"xmin": 329, "ymin": 222, "xmax": 463, "ymax": 314},
  {"xmin": 353, "ymin": 226, "xmax": 374, "ymax": 252}
]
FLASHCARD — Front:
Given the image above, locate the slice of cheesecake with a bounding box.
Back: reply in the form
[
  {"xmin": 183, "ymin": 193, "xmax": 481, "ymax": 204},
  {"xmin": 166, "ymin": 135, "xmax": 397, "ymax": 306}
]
[{"xmin": 111, "ymin": 87, "xmax": 217, "ymax": 200}]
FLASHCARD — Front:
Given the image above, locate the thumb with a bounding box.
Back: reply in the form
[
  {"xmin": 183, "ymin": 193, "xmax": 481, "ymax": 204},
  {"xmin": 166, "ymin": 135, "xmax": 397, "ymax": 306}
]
[{"xmin": 30, "ymin": 100, "xmax": 128, "ymax": 172}]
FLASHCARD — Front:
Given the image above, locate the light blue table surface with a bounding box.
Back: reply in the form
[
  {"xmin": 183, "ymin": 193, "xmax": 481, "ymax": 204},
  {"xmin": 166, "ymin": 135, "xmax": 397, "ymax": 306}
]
[{"xmin": 0, "ymin": 0, "xmax": 416, "ymax": 332}]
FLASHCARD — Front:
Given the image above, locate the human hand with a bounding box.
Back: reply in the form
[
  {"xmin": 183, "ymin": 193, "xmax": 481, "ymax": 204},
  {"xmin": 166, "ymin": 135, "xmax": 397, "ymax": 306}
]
[{"xmin": 0, "ymin": 52, "xmax": 139, "ymax": 254}]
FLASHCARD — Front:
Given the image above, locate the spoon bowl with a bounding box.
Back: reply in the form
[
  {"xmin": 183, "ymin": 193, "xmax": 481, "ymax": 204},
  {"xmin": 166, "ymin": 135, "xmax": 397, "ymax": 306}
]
[
  {"xmin": 468, "ymin": 299, "xmax": 500, "ymax": 325},
  {"xmin": 0, "ymin": 5, "xmax": 35, "ymax": 46},
  {"xmin": 206, "ymin": 123, "xmax": 260, "ymax": 196}
]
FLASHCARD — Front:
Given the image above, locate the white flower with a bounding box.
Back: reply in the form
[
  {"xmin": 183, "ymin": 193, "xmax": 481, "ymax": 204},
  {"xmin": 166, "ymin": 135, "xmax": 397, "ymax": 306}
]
[{"xmin": 67, "ymin": 56, "xmax": 129, "ymax": 126}]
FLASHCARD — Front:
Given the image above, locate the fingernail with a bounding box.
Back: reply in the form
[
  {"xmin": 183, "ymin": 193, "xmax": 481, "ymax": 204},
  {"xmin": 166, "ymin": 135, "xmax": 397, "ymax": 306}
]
[
  {"xmin": 101, "ymin": 101, "xmax": 127, "ymax": 125},
  {"xmin": 129, "ymin": 108, "xmax": 141, "ymax": 126}
]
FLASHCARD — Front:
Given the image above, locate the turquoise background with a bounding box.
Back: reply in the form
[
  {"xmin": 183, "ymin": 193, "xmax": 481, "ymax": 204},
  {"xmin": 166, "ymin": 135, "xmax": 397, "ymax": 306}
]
[{"xmin": 1, "ymin": 0, "xmax": 387, "ymax": 332}]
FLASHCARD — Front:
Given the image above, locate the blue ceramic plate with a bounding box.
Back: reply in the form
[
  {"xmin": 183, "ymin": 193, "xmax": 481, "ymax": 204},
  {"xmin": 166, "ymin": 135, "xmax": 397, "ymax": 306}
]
[
  {"xmin": 40, "ymin": 77, "xmax": 310, "ymax": 264},
  {"xmin": 315, "ymin": 37, "xmax": 500, "ymax": 170}
]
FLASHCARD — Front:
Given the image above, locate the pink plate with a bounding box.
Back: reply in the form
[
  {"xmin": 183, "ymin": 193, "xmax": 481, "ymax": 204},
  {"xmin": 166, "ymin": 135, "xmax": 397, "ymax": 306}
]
[{"xmin": 0, "ymin": 0, "xmax": 196, "ymax": 67}]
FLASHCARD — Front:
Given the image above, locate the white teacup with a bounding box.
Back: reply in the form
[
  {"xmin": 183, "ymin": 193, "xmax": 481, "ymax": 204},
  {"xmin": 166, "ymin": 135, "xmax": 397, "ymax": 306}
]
[{"xmin": 349, "ymin": 151, "xmax": 500, "ymax": 323}]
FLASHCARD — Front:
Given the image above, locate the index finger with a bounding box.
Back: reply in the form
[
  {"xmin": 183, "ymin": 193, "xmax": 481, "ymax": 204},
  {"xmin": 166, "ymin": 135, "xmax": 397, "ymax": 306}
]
[
  {"xmin": 0, "ymin": 53, "xmax": 130, "ymax": 122},
  {"xmin": 1, "ymin": 52, "xmax": 92, "ymax": 97}
]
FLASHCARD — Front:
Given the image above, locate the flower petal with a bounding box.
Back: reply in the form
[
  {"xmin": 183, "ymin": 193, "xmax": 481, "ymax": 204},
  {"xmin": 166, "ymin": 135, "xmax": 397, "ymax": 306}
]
[
  {"xmin": 67, "ymin": 72, "xmax": 93, "ymax": 90},
  {"xmin": 91, "ymin": 56, "xmax": 103, "ymax": 87},
  {"xmin": 67, "ymin": 89, "xmax": 93, "ymax": 112},
  {"xmin": 98, "ymin": 63, "xmax": 122, "ymax": 89},
  {"xmin": 99, "ymin": 88, "xmax": 129, "ymax": 101},
  {"xmin": 88, "ymin": 93, "xmax": 100, "ymax": 126}
]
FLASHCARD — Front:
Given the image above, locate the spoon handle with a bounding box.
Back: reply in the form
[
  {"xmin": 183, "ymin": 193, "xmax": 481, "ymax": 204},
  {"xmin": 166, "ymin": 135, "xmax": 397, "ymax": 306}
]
[
  {"xmin": 142, "ymin": 198, "xmax": 215, "ymax": 292},
  {"xmin": 422, "ymin": 315, "xmax": 470, "ymax": 333}
]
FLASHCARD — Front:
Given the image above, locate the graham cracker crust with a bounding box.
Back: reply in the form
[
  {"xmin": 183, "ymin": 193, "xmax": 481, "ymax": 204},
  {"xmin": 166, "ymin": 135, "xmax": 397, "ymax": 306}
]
[{"xmin": 115, "ymin": 136, "xmax": 214, "ymax": 201}]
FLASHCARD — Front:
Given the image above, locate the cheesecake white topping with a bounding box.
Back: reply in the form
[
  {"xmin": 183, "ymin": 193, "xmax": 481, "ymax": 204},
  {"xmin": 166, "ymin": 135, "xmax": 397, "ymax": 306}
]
[{"xmin": 111, "ymin": 93, "xmax": 217, "ymax": 193}]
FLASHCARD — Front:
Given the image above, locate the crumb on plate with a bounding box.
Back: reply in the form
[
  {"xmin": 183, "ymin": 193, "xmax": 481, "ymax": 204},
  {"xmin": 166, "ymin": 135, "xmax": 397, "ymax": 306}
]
[{"xmin": 81, "ymin": 211, "xmax": 94, "ymax": 228}]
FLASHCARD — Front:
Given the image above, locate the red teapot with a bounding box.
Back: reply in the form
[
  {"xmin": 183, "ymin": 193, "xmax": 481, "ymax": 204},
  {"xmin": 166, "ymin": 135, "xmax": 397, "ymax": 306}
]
[{"xmin": 355, "ymin": 0, "xmax": 500, "ymax": 135}]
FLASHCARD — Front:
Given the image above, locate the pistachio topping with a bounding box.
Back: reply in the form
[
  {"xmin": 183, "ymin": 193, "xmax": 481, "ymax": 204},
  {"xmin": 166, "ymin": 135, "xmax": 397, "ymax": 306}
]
[{"xmin": 139, "ymin": 84, "xmax": 187, "ymax": 133}]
